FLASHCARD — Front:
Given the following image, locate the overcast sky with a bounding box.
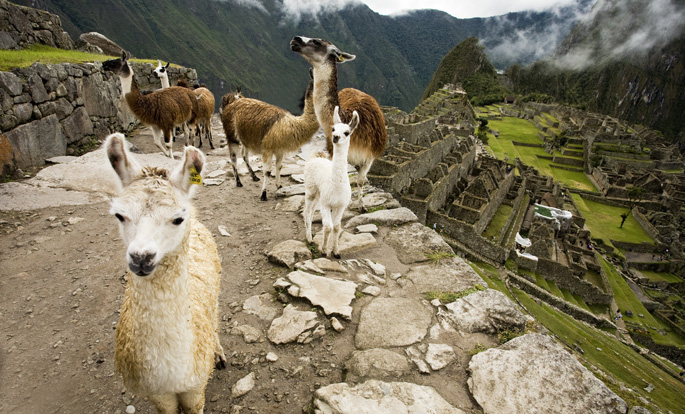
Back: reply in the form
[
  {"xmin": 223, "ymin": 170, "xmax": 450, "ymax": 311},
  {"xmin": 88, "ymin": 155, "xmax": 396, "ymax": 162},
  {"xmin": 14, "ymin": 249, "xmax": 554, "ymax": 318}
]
[{"xmin": 356, "ymin": 0, "xmax": 581, "ymax": 18}]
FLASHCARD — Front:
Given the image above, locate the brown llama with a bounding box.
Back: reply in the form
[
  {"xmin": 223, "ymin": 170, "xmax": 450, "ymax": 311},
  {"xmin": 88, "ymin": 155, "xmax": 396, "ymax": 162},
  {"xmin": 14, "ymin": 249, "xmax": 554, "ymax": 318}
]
[{"xmin": 103, "ymin": 51, "xmax": 198, "ymax": 159}]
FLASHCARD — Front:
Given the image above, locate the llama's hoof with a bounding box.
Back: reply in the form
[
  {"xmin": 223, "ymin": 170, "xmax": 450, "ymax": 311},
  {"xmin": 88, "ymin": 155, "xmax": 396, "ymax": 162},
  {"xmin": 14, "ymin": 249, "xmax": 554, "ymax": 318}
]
[
  {"xmin": 215, "ymin": 355, "xmax": 227, "ymax": 370},
  {"xmin": 333, "ymin": 253, "xmax": 341, "ymax": 259},
  {"xmin": 260, "ymin": 191, "xmax": 267, "ymax": 201},
  {"xmin": 252, "ymin": 176, "xmax": 260, "ymax": 182},
  {"xmin": 210, "ymin": 144, "xmax": 215, "ymax": 149},
  {"xmin": 321, "ymin": 252, "xmax": 327, "ymax": 258},
  {"xmin": 236, "ymin": 181, "xmax": 243, "ymax": 188}
]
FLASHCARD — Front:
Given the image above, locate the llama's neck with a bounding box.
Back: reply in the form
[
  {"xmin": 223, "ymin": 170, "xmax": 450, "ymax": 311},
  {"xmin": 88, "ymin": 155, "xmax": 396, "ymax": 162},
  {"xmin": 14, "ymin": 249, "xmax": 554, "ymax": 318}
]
[
  {"xmin": 160, "ymin": 74, "xmax": 170, "ymax": 89},
  {"xmin": 312, "ymin": 63, "xmax": 339, "ymax": 130},
  {"xmin": 119, "ymin": 64, "xmax": 134, "ymax": 97},
  {"xmin": 330, "ymin": 143, "xmax": 350, "ymax": 182}
]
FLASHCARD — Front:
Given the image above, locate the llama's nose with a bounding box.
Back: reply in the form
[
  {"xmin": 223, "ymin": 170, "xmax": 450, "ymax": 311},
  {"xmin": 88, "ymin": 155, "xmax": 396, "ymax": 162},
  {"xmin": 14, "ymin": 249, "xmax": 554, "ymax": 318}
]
[
  {"xmin": 128, "ymin": 252, "xmax": 157, "ymax": 276},
  {"xmin": 333, "ymin": 136, "xmax": 339, "ymax": 144}
]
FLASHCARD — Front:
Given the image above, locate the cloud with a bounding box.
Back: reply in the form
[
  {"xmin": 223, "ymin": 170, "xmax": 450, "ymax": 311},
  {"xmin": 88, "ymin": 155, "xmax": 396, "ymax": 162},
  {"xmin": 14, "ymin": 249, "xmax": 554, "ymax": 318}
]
[
  {"xmin": 216, "ymin": 0, "xmax": 269, "ymax": 13},
  {"xmin": 278, "ymin": 0, "xmax": 361, "ymax": 23},
  {"xmin": 554, "ymin": 0, "xmax": 685, "ymax": 70}
]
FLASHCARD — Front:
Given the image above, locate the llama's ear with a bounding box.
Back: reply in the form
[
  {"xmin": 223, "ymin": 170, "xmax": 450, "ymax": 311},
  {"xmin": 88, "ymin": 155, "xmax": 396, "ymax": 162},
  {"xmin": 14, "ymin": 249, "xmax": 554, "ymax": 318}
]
[
  {"xmin": 349, "ymin": 110, "xmax": 360, "ymax": 133},
  {"xmin": 165, "ymin": 62, "xmax": 170, "ymax": 68},
  {"xmin": 171, "ymin": 146, "xmax": 206, "ymax": 195},
  {"xmin": 121, "ymin": 51, "xmax": 127, "ymax": 61},
  {"xmin": 333, "ymin": 106, "xmax": 342, "ymax": 124},
  {"xmin": 157, "ymin": 59, "xmax": 162, "ymax": 67},
  {"xmin": 335, "ymin": 50, "xmax": 355, "ymax": 63},
  {"xmin": 105, "ymin": 133, "xmax": 140, "ymax": 187}
]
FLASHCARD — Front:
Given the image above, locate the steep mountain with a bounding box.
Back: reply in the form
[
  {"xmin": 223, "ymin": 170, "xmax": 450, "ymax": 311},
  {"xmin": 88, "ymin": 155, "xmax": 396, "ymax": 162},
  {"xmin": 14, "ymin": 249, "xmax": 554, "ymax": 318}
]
[
  {"xmin": 421, "ymin": 37, "xmax": 508, "ymax": 105},
  {"xmin": 507, "ymin": 0, "xmax": 685, "ymax": 141},
  {"xmin": 15, "ymin": 0, "xmax": 588, "ymax": 113}
]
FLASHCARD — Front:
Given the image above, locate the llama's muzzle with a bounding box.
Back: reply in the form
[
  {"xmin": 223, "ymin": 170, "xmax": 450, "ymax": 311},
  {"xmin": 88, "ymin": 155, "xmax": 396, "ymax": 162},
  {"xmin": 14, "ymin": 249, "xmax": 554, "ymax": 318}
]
[{"xmin": 128, "ymin": 251, "xmax": 157, "ymax": 276}]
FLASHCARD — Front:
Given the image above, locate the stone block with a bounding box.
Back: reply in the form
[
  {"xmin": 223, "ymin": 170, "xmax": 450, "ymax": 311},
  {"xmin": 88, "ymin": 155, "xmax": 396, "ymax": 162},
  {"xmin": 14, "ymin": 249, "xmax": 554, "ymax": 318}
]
[{"xmin": 4, "ymin": 114, "xmax": 65, "ymax": 168}]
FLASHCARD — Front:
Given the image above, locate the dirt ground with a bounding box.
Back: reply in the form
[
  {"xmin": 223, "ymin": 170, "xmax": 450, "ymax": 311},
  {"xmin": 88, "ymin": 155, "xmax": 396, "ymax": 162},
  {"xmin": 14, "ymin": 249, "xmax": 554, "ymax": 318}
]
[{"xmin": 0, "ymin": 123, "xmax": 480, "ymax": 414}]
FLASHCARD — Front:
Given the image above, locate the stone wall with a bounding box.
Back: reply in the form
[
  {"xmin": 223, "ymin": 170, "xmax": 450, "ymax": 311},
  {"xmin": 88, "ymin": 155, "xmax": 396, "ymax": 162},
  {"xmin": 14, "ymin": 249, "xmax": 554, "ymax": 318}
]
[
  {"xmin": 632, "ymin": 207, "xmax": 665, "ymax": 244},
  {"xmin": 1, "ymin": 61, "xmax": 197, "ymax": 173},
  {"xmin": 508, "ymin": 272, "xmax": 614, "ymax": 329},
  {"xmin": 536, "ymin": 257, "xmax": 612, "ymax": 304},
  {"xmin": 0, "ymin": 0, "xmax": 73, "ymax": 50}
]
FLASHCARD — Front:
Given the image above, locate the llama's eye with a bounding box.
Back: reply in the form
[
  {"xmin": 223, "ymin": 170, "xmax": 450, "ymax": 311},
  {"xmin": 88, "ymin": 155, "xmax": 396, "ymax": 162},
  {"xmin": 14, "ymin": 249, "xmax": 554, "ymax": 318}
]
[
  {"xmin": 312, "ymin": 39, "xmax": 321, "ymax": 46},
  {"xmin": 114, "ymin": 213, "xmax": 125, "ymax": 222},
  {"xmin": 172, "ymin": 217, "xmax": 185, "ymax": 226},
  {"xmin": 344, "ymin": 131, "xmax": 350, "ymax": 136}
]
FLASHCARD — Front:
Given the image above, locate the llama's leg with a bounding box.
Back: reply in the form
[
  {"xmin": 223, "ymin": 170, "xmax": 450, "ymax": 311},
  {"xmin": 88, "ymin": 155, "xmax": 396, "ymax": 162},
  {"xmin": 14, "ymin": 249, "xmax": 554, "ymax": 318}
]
[
  {"xmin": 207, "ymin": 122, "xmax": 215, "ymax": 149},
  {"xmin": 356, "ymin": 159, "xmax": 373, "ymax": 212},
  {"xmin": 162, "ymin": 129, "xmax": 174, "ymax": 160},
  {"xmin": 274, "ymin": 154, "xmax": 284, "ymax": 189},
  {"xmin": 320, "ymin": 208, "xmax": 333, "ymax": 257},
  {"xmin": 148, "ymin": 393, "xmax": 179, "ymax": 414},
  {"xmin": 214, "ymin": 331, "xmax": 227, "ymax": 369},
  {"xmin": 241, "ymin": 147, "xmax": 260, "ymax": 182},
  {"xmin": 330, "ymin": 206, "xmax": 346, "ymax": 259},
  {"xmin": 228, "ymin": 140, "xmax": 243, "ymax": 187},
  {"xmin": 259, "ymin": 154, "xmax": 271, "ymax": 201},
  {"xmin": 151, "ymin": 126, "xmax": 167, "ymax": 157},
  {"xmin": 183, "ymin": 122, "xmax": 192, "ymax": 147},
  {"xmin": 179, "ymin": 385, "xmax": 206, "ymax": 414},
  {"xmin": 194, "ymin": 124, "xmax": 202, "ymax": 148},
  {"xmin": 304, "ymin": 190, "xmax": 319, "ymax": 243}
]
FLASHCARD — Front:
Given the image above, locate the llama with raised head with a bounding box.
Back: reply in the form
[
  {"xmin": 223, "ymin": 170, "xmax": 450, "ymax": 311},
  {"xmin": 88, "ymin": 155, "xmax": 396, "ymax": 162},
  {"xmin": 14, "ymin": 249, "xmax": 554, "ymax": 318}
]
[
  {"xmin": 103, "ymin": 51, "xmax": 198, "ymax": 159},
  {"xmin": 220, "ymin": 71, "xmax": 318, "ymax": 200},
  {"xmin": 290, "ymin": 36, "xmax": 388, "ymax": 210},
  {"xmin": 105, "ymin": 133, "xmax": 225, "ymax": 414},
  {"xmin": 153, "ymin": 60, "xmax": 171, "ymax": 89},
  {"xmin": 303, "ymin": 106, "xmax": 359, "ymax": 258}
]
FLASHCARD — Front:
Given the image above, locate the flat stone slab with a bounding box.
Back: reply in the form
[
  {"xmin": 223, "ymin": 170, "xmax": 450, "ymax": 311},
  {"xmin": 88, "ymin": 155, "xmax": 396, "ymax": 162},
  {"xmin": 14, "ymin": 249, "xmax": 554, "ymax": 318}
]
[
  {"xmin": 355, "ymin": 223, "xmax": 378, "ymax": 233},
  {"xmin": 384, "ymin": 222, "xmax": 454, "ymax": 264},
  {"xmin": 441, "ymin": 289, "xmax": 528, "ymax": 334},
  {"xmin": 267, "ymin": 239, "xmax": 312, "ymax": 268},
  {"xmin": 355, "ymin": 298, "xmax": 433, "ymax": 349},
  {"xmin": 242, "ymin": 293, "xmax": 281, "ymax": 321},
  {"xmin": 344, "ymin": 207, "xmax": 418, "ymax": 229},
  {"xmin": 267, "ymin": 304, "xmax": 320, "ymax": 344},
  {"xmin": 314, "ymin": 380, "xmax": 466, "ymax": 414},
  {"xmin": 275, "ymin": 195, "xmax": 304, "ymax": 212},
  {"xmin": 276, "ymin": 184, "xmax": 305, "ymax": 198},
  {"xmin": 468, "ymin": 334, "xmax": 627, "ymax": 414},
  {"xmin": 282, "ymin": 270, "xmax": 357, "ymax": 320},
  {"xmin": 406, "ymin": 256, "xmax": 485, "ymax": 293},
  {"xmin": 345, "ymin": 348, "xmax": 412, "ymax": 380},
  {"xmin": 295, "ymin": 258, "xmax": 348, "ymax": 275},
  {"xmin": 313, "ymin": 231, "xmax": 377, "ymax": 256}
]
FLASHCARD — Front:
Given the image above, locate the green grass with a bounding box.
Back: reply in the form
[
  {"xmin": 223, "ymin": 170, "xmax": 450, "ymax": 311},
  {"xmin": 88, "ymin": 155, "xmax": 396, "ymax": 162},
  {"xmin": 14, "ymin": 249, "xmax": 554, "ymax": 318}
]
[
  {"xmin": 0, "ymin": 44, "xmax": 168, "ymax": 71},
  {"xmin": 584, "ymin": 269, "xmax": 605, "ymax": 291},
  {"xmin": 571, "ymin": 194, "xmax": 655, "ymax": 251},
  {"xmin": 468, "ymin": 261, "xmax": 515, "ymax": 301},
  {"xmin": 600, "ymin": 257, "xmax": 685, "ymax": 348},
  {"xmin": 502, "ymin": 194, "xmax": 530, "ymax": 248},
  {"xmin": 424, "ymin": 250, "xmax": 456, "ymax": 264},
  {"xmin": 512, "ymin": 287, "xmax": 685, "ymax": 413},
  {"xmin": 634, "ymin": 269, "xmax": 683, "ymax": 283},
  {"xmin": 485, "ymin": 117, "xmax": 596, "ymax": 191},
  {"xmin": 425, "ymin": 284, "xmax": 486, "ymax": 304},
  {"xmin": 482, "ymin": 204, "xmax": 513, "ymax": 240}
]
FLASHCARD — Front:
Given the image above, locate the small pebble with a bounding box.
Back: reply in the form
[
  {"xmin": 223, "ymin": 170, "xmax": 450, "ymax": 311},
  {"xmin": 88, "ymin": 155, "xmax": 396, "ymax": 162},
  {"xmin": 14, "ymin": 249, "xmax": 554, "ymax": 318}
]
[{"xmin": 125, "ymin": 405, "xmax": 136, "ymax": 414}]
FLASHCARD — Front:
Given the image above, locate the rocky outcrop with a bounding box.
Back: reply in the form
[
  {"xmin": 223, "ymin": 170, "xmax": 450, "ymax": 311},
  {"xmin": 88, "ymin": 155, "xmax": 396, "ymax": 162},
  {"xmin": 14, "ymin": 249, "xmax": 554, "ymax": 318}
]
[
  {"xmin": 468, "ymin": 333, "xmax": 628, "ymax": 414},
  {"xmin": 0, "ymin": 0, "xmax": 73, "ymax": 50},
  {"xmin": 441, "ymin": 288, "xmax": 528, "ymax": 334}
]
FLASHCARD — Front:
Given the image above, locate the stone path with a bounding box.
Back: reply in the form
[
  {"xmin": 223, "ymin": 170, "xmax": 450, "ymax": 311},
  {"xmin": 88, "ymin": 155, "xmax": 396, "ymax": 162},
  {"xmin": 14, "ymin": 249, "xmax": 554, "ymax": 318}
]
[{"xmin": 0, "ymin": 117, "xmax": 633, "ymax": 414}]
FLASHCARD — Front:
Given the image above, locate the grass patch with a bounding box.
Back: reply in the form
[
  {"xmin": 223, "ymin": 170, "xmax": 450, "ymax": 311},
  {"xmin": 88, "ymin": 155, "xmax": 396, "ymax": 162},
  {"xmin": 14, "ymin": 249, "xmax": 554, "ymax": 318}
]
[
  {"xmin": 0, "ymin": 44, "xmax": 169, "ymax": 71},
  {"xmin": 600, "ymin": 257, "xmax": 685, "ymax": 348},
  {"xmin": 584, "ymin": 269, "xmax": 605, "ymax": 291},
  {"xmin": 425, "ymin": 284, "xmax": 486, "ymax": 304},
  {"xmin": 365, "ymin": 205, "xmax": 387, "ymax": 214},
  {"xmin": 571, "ymin": 194, "xmax": 654, "ymax": 251},
  {"xmin": 469, "ymin": 343, "xmax": 489, "ymax": 355},
  {"xmin": 425, "ymin": 250, "xmax": 456, "ymax": 264},
  {"xmin": 498, "ymin": 328, "xmax": 523, "ymax": 344},
  {"xmin": 467, "ymin": 262, "xmax": 515, "ymax": 301},
  {"xmin": 512, "ymin": 286, "xmax": 684, "ymax": 413},
  {"xmin": 482, "ymin": 204, "xmax": 513, "ymax": 241},
  {"xmin": 485, "ymin": 117, "xmax": 596, "ymax": 191},
  {"xmin": 634, "ymin": 269, "xmax": 683, "ymax": 283}
]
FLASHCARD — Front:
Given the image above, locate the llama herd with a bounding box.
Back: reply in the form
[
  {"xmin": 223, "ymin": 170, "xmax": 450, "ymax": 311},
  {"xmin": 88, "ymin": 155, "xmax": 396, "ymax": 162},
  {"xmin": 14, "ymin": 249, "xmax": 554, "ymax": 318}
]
[{"xmin": 101, "ymin": 36, "xmax": 388, "ymax": 413}]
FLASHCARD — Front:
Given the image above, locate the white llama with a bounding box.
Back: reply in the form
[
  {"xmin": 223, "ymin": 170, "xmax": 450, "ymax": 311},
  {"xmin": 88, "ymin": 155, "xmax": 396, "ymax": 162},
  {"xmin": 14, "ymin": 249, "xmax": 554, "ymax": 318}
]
[
  {"xmin": 105, "ymin": 133, "xmax": 225, "ymax": 414},
  {"xmin": 153, "ymin": 60, "xmax": 171, "ymax": 89},
  {"xmin": 303, "ymin": 106, "xmax": 359, "ymax": 258}
]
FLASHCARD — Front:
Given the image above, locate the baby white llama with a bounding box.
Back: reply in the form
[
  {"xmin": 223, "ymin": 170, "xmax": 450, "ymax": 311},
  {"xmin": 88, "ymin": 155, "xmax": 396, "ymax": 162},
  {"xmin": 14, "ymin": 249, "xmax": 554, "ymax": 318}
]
[
  {"xmin": 105, "ymin": 133, "xmax": 225, "ymax": 414},
  {"xmin": 303, "ymin": 106, "xmax": 359, "ymax": 258},
  {"xmin": 153, "ymin": 60, "xmax": 171, "ymax": 89}
]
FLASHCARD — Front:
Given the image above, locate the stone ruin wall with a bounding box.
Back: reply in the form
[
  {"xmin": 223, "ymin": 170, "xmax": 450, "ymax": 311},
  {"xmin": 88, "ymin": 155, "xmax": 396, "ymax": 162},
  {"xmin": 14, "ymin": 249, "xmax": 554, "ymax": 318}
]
[{"xmin": 0, "ymin": 0, "xmax": 73, "ymax": 50}]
